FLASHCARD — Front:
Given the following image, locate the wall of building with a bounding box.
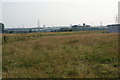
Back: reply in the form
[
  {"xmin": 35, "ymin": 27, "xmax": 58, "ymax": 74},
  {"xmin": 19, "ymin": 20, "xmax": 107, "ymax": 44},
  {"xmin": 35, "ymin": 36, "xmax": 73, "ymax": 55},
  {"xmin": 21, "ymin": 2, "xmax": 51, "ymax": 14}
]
[
  {"xmin": 0, "ymin": 23, "xmax": 4, "ymax": 33},
  {"xmin": 108, "ymin": 24, "xmax": 120, "ymax": 33}
]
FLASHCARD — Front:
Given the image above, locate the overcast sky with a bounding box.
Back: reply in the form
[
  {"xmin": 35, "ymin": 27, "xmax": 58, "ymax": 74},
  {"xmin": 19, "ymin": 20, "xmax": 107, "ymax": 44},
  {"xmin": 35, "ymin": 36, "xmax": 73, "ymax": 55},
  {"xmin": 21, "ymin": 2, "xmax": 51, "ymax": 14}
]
[{"xmin": 1, "ymin": 0, "xmax": 119, "ymax": 28}]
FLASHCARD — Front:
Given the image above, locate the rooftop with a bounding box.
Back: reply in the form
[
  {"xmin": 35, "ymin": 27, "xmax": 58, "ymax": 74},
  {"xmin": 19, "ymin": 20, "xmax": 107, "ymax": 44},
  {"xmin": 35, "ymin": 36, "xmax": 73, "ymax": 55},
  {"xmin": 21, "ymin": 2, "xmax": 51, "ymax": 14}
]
[{"xmin": 107, "ymin": 24, "xmax": 120, "ymax": 26}]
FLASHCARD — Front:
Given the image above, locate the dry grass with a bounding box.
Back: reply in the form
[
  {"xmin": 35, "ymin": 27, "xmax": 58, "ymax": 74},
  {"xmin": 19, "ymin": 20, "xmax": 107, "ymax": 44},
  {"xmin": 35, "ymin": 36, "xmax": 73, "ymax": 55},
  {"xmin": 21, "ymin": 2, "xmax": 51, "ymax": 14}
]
[{"xmin": 2, "ymin": 31, "xmax": 119, "ymax": 78}]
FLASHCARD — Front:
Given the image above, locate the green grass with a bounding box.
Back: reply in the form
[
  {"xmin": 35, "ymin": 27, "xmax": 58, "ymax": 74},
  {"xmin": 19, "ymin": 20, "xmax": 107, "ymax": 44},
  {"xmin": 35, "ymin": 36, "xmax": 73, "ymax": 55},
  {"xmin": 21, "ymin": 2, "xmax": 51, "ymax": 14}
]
[{"xmin": 2, "ymin": 31, "xmax": 119, "ymax": 78}]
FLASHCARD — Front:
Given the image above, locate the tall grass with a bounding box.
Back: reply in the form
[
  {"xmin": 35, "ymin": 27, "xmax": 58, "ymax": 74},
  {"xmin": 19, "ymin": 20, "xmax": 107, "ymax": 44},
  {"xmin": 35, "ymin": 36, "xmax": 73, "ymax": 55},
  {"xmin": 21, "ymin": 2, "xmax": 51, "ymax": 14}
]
[
  {"xmin": 2, "ymin": 31, "xmax": 106, "ymax": 44},
  {"xmin": 2, "ymin": 31, "xmax": 119, "ymax": 78}
]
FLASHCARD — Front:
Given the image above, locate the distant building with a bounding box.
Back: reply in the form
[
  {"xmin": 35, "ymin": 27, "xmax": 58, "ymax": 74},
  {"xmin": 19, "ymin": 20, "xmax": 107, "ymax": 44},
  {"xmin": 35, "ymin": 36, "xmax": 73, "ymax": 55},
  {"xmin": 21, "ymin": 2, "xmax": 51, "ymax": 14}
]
[
  {"xmin": 72, "ymin": 23, "xmax": 90, "ymax": 28},
  {"xmin": 107, "ymin": 24, "xmax": 120, "ymax": 33},
  {"xmin": 106, "ymin": 1, "xmax": 120, "ymax": 33},
  {"xmin": 0, "ymin": 23, "xmax": 4, "ymax": 33},
  {"xmin": 5, "ymin": 27, "xmax": 43, "ymax": 33},
  {"xmin": 72, "ymin": 25, "xmax": 82, "ymax": 28}
]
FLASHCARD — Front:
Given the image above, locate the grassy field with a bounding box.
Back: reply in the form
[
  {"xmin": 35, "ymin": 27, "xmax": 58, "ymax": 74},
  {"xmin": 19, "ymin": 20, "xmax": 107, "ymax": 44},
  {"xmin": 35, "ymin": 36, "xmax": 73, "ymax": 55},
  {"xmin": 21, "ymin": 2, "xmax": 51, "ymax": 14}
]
[{"xmin": 2, "ymin": 31, "xmax": 119, "ymax": 78}]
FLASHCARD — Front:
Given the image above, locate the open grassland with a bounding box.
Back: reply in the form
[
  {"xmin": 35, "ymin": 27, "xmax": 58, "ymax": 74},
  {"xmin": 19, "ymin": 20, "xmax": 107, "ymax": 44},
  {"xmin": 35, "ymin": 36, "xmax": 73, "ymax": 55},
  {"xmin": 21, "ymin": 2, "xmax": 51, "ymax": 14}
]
[{"xmin": 2, "ymin": 31, "xmax": 119, "ymax": 78}]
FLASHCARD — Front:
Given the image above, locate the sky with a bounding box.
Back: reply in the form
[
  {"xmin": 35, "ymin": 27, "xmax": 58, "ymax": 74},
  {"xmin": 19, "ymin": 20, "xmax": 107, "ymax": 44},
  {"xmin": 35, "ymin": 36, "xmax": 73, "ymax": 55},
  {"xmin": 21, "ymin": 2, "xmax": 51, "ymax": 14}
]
[{"xmin": 0, "ymin": 0, "xmax": 120, "ymax": 28}]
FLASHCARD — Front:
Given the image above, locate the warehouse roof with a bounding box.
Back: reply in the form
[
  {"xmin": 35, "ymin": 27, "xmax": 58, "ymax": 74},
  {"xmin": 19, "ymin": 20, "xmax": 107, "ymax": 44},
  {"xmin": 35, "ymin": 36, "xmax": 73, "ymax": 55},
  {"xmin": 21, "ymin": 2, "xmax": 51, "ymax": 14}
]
[{"xmin": 107, "ymin": 24, "xmax": 120, "ymax": 26}]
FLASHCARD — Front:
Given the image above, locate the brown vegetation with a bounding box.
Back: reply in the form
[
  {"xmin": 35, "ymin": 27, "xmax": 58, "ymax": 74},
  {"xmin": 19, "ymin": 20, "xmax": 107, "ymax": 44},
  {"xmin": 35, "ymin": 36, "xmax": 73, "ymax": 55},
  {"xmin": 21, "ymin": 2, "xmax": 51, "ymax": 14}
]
[{"xmin": 2, "ymin": 31, "xmax": 119, "ymax": 78}]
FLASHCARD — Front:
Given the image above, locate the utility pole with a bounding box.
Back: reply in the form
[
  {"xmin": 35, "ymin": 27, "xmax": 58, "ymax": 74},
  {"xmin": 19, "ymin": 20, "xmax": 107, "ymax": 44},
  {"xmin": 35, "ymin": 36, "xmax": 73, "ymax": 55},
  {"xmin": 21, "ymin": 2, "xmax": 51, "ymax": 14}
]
[
  {"xmin": 115, "ymin": 15, "xmax": 118, "ymax": 24},
  {"xmin": 100, "ymin": 21, "xmax": 102, "ymax": 27},
  {"xmin": 43, "ymin": 25, "xmax": 46, "ymax": 28},
  {"xmin": 22, "ymin": 24, "xmax": 24, "ymax": 28},
  {"xmin": 91, "ymin": 21, "xmax": 92, "ymax": 26},
  {"xmin": 118, "ymin": 1, "xmax": 120, "ymax": 24},
  {"xmin": 38, "ymin": 19, "xmax": 40, "ymax": 27}
]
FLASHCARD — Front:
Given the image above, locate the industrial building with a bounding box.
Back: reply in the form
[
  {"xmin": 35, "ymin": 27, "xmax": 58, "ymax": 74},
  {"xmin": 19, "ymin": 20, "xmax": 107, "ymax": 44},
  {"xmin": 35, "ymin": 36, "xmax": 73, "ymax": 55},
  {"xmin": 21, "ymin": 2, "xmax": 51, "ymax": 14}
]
[
  {"xmin": 0, "ymin": 23, "xmax": 4, "ymax": 33},
  {"xmin": 5, "ymin": 28, "xmax": 43, "ymax": 33},
  {"xmin": 107, "ymin": 24, "xmax": 120, "ymax": 33},
  {"xmin": 70, "ymin": 23, "xmax": 107, "ymax": 31},
  {"xmin": 107, "ymin": 1, "xmax": 120, "ymax": 33},
  {"xmin": 72, "ymin": 23, "xmax": 90, "ymax": 28}
]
